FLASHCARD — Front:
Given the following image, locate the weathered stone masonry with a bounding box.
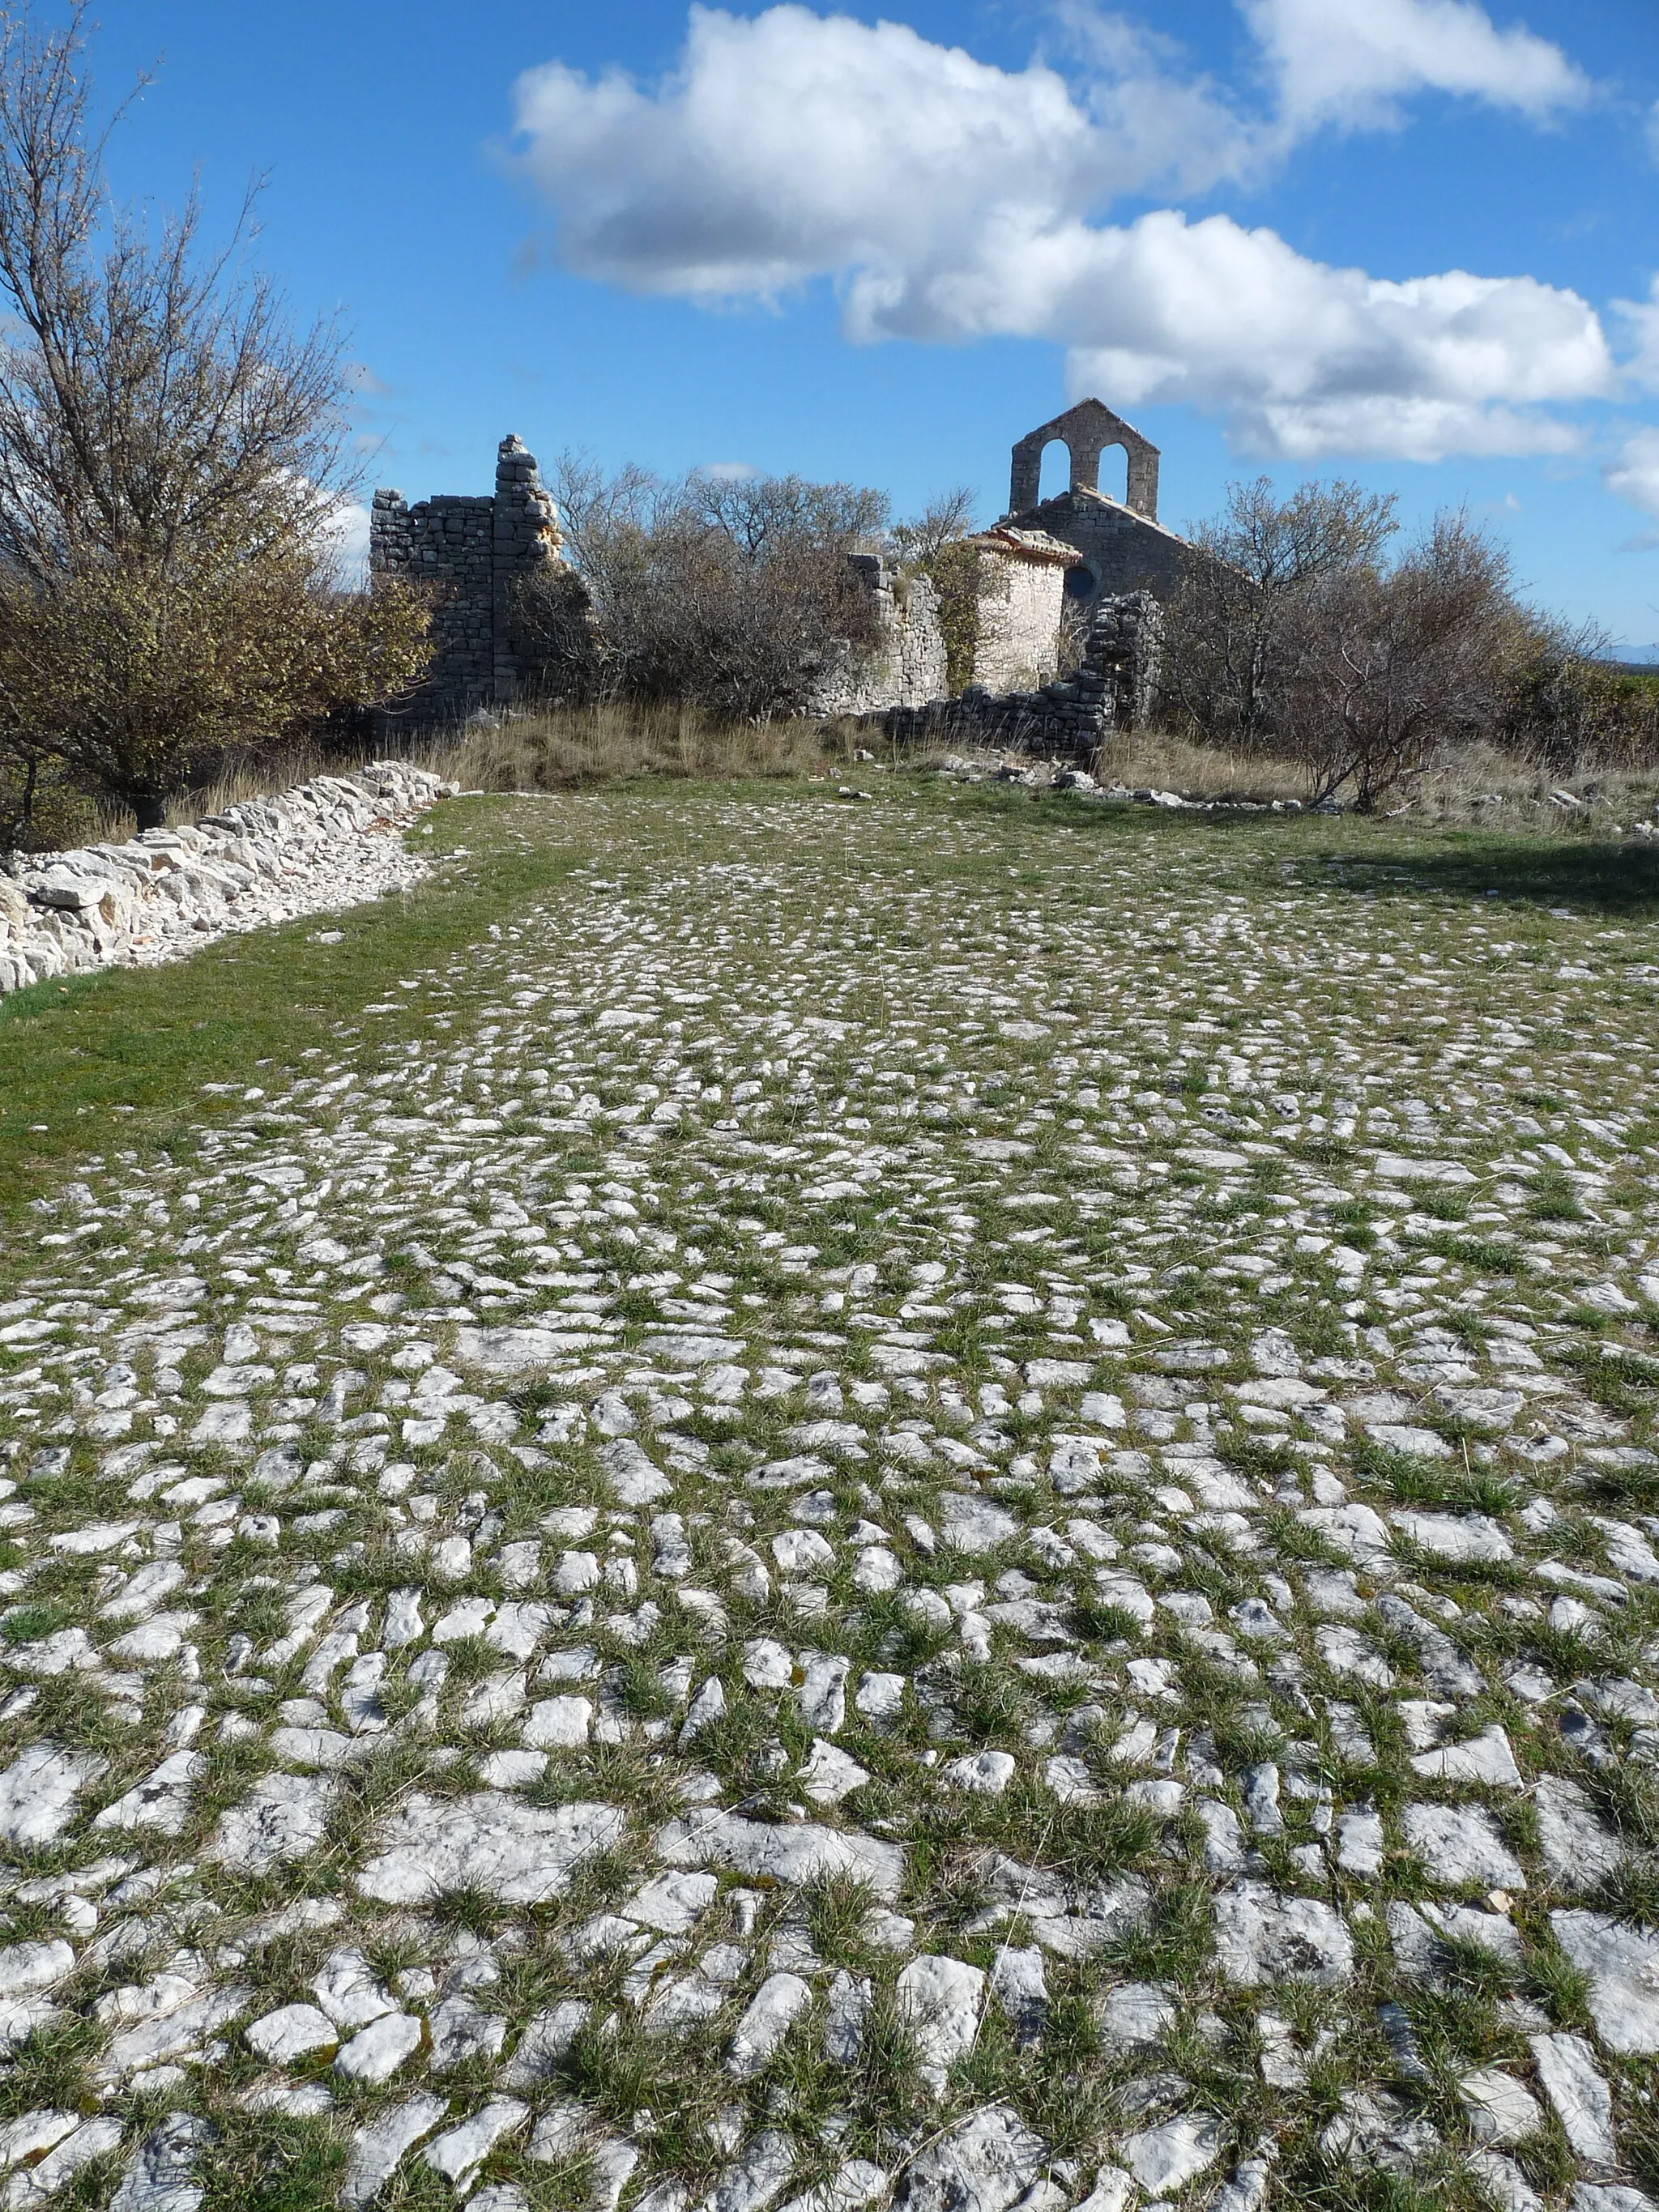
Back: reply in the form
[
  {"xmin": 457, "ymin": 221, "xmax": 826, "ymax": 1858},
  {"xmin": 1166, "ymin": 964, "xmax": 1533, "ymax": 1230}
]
[
  {"xmin": 371, "ymin": 406, "xmax": 1186, "ymax": 754},
  {"xmin": 371, "ymin": 436, "xmax": 562, "ymax": 718},
  {"xmin": 0, "ymin": 763, "xmax": 452, "ymax": 997},
  {"xmin": 806, "ymin": 526, "xmax": 1082, "ymax": 718},
  {"xmin": 808, "ymin": 558, "xmax": 948, "ymax": 718},
  {"xmin": 1007, "ymin": 398, "xmax": 1191, "ymax": 611},
  {"xmin": 965, "ymin": 526, "xmax": 1080, "ymax": 693},
  {"xmin": 833, "ymin": 399, "xmax": 1188, "ymax": 752},
  {"xmin": 870, "ymin": 591, "xmax": 1166, "ymax": 761}
]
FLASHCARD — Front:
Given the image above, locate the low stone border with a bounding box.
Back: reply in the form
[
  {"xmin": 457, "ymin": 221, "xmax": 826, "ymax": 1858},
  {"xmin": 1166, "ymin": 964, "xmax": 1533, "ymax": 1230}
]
[
  {"xmin": 935, "ymin": 752, "xmax": 1328, "ymax": 813},
  {"xmin": 0, "ymin": 761, "xmax": 455, "ymax": 996}
]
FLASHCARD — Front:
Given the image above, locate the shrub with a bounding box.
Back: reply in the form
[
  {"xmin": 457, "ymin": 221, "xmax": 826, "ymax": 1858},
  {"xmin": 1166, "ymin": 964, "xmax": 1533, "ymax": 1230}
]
[
  {"xmin": 519, "ymin": 455, "xmax": 889, "ymax": 721},
  {"xmin": 0, "ymin": 749, "xmax": 100, "ymax": 852},
  {"xmin": 1162, "ymin": 475, "xmax": 1399, "ymax": 753},
  {"xmin": 0, "ymin": 5, "xmax": 433, "ymax": 830},
  {"xmin": 925, "ymin": 540, "xmax": 985, "ymax": 696},
  {"xmin": 1281, "ymin": 511, "xmax": 1533, "ymax": 811},
  {"xmin": 0, "ymin": 543, "xmax": 432, "ymax": 829},
  {"xmin": 1164, "ymin": 479, "xmax": 1556, "ymax": 809}
]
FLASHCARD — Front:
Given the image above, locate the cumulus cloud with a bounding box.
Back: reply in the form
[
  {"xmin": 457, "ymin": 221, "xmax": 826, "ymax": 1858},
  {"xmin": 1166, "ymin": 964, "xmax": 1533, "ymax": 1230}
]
[
  {"xmin": 323, "ymin": 496, "xmax": 373, "ymax": 586},
  {"xmin": 1241, "ymin": 0, "xmax": 1590, "ymax": 133},
  {"xmin": 1052, "ymin": 215, "xmax": 1608, "ymax": 458},
  {"xmin": 510, "ymin": 7, "xmax": 1245, "ymax": 304},
  {"xmin": 1606, "ymin": 428, "xmax": 1659, "ymax": 520},
  {"xmin": 505, "ymin": 6, "xmax": 1611, "ymax": 460},
  {"xmin": 1616, "ymin": 277, "xmax": 1659, "ymax": 389}
]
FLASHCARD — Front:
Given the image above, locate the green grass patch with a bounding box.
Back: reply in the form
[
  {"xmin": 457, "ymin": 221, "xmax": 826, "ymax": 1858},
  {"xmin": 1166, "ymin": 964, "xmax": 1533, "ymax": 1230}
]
[{"xmin": 0, "ymin": 796, "xmax": 582, "ymax": 1220}]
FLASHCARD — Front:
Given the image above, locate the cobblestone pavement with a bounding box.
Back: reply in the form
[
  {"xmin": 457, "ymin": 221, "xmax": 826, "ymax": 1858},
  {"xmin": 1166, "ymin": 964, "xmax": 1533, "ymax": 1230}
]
[{"xmin": 3, "ymin": 788, "xmax": 1659, "ymax": 2212}]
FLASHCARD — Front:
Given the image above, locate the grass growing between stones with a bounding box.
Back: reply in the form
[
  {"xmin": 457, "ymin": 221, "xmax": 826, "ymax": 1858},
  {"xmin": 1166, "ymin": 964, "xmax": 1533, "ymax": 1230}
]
[
  {"xmin": 4, "ymin": 769, "xmax": 1659, "ymax": 2210},
  {"xmin": 0, "ymin": 798, "xmax": 581, "ymax": 1220},
  {"xmin": 2, "ymin": 774, "xmax": 1657, "ymax": 1230}
]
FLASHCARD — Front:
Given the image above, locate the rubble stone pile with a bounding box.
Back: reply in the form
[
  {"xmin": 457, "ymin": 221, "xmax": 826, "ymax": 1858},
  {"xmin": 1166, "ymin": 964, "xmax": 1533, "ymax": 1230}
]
[{"xmin": 0, "ymin": 761, "xmax": 454, "ymax": 997}]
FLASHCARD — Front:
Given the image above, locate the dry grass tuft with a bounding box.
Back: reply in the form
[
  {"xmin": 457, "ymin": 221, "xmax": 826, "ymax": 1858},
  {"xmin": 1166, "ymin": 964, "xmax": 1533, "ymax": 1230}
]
[
  {"xmin": 1086, "ymin": 729, "xmax": 1659, "ymax": 833},
  {"xmin": 1095, "ymin": 728, "xmax": 1310, "ymax": 803},
  {"xmin": 46, "ymin": 701, "xmax": 1659, "ymax": 849},
  {"xmin": 434, "ymin": 699, "xmax": 829, "ymax": 791},
  {"xmin": 113, "ymin": 702, "xmax": 839, "ymax": 837},
  {"xmin": 1367, "ymin": 738, "xmax": 1659, "ymax": 833}
]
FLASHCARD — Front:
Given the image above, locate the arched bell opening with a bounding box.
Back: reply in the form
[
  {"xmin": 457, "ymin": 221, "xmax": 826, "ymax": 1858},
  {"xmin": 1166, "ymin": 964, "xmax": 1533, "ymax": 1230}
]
[{"xmin": 1037, "ymin": 438, "xmax": 1072, "ymax": 504}]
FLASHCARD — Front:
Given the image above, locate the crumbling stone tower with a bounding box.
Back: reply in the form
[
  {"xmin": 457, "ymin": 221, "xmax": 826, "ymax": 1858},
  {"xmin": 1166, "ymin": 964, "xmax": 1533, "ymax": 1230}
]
[{"xmin": 370, "ymin": 435, "xmax": 562, "ymax": 719}]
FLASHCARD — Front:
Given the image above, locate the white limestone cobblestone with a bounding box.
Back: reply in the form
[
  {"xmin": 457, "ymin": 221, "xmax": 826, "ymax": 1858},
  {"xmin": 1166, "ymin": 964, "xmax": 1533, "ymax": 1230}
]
[
  {"xmin": 1, "ymin": 789, "xmax": 1659, "ymax": 2208},
  {"xmin": 0, "ymin": 762, "xmax": 453, "ymax": 995}
]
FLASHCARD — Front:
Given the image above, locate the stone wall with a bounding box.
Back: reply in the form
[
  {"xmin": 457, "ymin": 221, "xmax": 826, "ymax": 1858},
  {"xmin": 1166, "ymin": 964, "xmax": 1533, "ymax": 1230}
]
[
  {"xmin": 808, "ymin": 538, "xmax": 1075, "ymax": 716},
  {"xmin": 0, "ymin": 763, "xmax": 453, "ymax": 998},
  {"xmin": 850, "ymin": 591, "xmax": 1164, "ymax": 761},
  {"xmin": 968, "ymin": 537, "xmax": 1074, "ymax": 693},
  {"xmin": 807, "ymin": 556, "xmax": 947, "ymax": 717},
  {"xmin": 1000, "ymin": 398, "xmax": 1196, "ymax": 620},
  {"xmin": 1009, "ymin": 398, "xmax": 1161, "ymax": 521},
  {"xmin": 371, "ymin": 436, "xmax": 565, "ymax": 720}
]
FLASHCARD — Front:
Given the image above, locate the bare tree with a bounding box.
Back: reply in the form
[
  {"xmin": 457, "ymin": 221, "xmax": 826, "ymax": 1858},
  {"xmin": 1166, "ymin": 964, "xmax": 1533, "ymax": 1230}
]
[
  {"xmin": 1164, "ymin": 476, "xmax": 1398, "ymax": 748},
  {"xmin": 1280, "ymin": 512, "xmax": 1532, "ymax": 809},
  {"xmin": 690, "ymin": 471, "xmax": 888, "ymax": 563},
  {"xmin": 544, "ymin": 452, "xmax": 662, "ymax": 586},
  {"xmin": 0, "ymin": 5, "xmax": 429, "ymax": 829},
  {"xmin": 519, "ymin": 453, "xmax": 885, "ymax": 720},
  {"xmin": 0, "ymin": 6, "xmax": 348, "ymax": 578},
  {"xmin": 1162, "ymin": 479, "xmax": 1567, "ymax": 806},
  {"xmin": 890, "ymin": 485, "xmax": 979, "ymax": 565}
]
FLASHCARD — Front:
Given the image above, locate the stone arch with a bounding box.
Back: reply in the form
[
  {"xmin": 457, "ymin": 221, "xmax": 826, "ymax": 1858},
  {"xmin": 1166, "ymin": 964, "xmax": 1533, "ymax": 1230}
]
[
  {"xmin": 1036, "ymin": 437, "xmax": 1072, "ymax": 503},
  {"xmin": 1009, "ymin": 398, "xmax": 1160, "ymax": 522}
]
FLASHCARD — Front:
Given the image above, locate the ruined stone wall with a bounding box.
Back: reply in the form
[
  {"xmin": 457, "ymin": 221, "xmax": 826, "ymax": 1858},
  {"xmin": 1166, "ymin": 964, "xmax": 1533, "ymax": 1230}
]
[
  {"xmin": 371, "ymin": 436, "xmax": 562, "ymax": 720},
  {"xmin": 853, "ymin": 591, "xmax": 1163, "ymax": 761},
  {"xmin": 1010, "ymin": 399, "xmax": 1161, "ymax": 520},
  {"xmin": 810, "ymin": 543, "xmax": 1069, "ymax": 718},
  {"xmin": 970, "ymin": 555, "xmax": 1068, "ymax": 693},
  {"xmin": 370, "ymin": 492, "xmax": 494, "ymax": 712},
  {"xmin": 808, "ymin": 557, "xmax": 947, "ymax": 717}
]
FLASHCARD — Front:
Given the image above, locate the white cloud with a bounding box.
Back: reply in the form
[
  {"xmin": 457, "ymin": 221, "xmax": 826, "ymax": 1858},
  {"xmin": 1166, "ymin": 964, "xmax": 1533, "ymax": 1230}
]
[
  {"xmin": 1241, "ymin": 0, "xmax": 1591, "ymax": 133},
  {"xmin": 510, "ymin": 7, "xmax": 1247, "ymax": 304},
  {"xmin": 1615, "ymin": 277, "xmax": 1659, "ymax": 388},
  {"xmin": 1606, "ymin": 428, "xmax": 1659, "ymax": 519},
  {"xmin": 1051, "ymin": 215, "xmax": 1609, "ymax": 459},
  {"xmin": 324, "ymin": 496, "xmax": 372, "ymax": 586},
  {"xmin": 506, "ymin": 6, "xmax": 1613, "ymax": 461}
]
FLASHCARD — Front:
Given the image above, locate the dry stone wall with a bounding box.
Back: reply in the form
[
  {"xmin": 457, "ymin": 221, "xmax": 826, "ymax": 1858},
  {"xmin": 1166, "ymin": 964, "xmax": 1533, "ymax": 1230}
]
[
  {"xmin": 0, "ymin": 761, "xmax": 453, "ymax": 997},
  {"xmin": 371, "ymin": 436, "xmax": 564, "ymax": 720},
  {"xmin": 855, "ymin": 591, "xmax": 1164, "ymax": 760},
  {"xmin": 807, "ymin": 558, "xmax": 947, "ymax": 717}
]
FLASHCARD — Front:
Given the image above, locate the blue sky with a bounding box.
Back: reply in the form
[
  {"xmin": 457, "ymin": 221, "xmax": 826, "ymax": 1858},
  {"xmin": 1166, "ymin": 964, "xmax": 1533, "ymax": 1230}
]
[{"xmin": 85, "ymin": 0, "xmax": 1659, "ymax": 649}]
